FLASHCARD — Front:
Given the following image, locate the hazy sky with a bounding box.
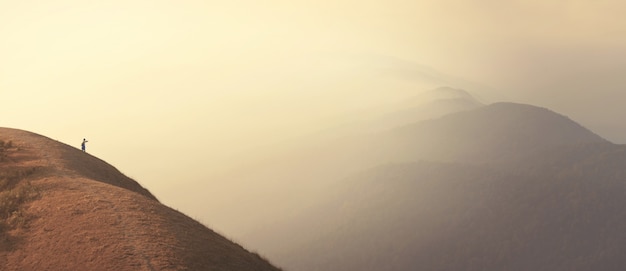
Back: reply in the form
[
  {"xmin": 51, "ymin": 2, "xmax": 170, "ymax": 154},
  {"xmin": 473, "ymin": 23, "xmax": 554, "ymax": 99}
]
[{"xmin": 2, "ymin": 0, "xmax": 626, "ymax": 228}]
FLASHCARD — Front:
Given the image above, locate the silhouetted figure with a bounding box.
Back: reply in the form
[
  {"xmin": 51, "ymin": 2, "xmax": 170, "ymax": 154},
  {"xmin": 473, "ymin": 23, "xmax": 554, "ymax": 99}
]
[{"xmin": 81, "ymin": 138, "xmax": 88, "ymax": 152}]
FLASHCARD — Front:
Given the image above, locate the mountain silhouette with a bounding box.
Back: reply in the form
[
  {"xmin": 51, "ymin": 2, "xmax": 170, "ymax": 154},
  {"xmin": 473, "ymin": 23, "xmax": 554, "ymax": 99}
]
[
  {"xmin": 238, "ymin": 102, "xmax": 622, "ymax": 271},
  {"xmin": 0, "ymin": 128, "xmax": 281, "ymax": 271},
  {"xmin": 379, "ymin": 102, "xmax": 608, "ymax": 164}
]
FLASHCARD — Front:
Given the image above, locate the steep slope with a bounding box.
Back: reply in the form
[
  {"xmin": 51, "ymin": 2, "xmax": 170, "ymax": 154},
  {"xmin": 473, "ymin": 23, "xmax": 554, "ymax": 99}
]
[{"xmin": 0, "ymin": 128, "xmax": 280, "ymax": 271}]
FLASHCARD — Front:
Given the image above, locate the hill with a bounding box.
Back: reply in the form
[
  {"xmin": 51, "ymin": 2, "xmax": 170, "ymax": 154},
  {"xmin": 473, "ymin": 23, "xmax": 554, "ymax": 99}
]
[{"xmin": 0, "ymin": 128, "xmax": 280, "ymax": 271}]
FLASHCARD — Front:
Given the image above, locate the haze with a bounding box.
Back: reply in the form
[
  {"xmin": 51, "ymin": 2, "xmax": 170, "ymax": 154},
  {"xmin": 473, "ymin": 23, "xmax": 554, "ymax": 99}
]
[{"xmin": 2, "ymin": 0, "xmax": 626, "ymax": 237}]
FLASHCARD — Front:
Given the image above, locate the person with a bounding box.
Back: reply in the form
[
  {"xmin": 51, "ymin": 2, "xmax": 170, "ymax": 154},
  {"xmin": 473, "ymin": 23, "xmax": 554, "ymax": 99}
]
[{"xmin": 81, "ymin": 138, "xmax": 88, "ymax": 152}]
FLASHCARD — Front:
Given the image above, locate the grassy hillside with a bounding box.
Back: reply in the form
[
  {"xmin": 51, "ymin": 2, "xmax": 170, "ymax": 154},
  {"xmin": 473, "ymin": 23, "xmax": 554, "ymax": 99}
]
[
  {"xmin": 0, "ymin": 128, "xmax": 281, "ymax": 271},
  {"xmin": 0, "ymin": 140, "xmax": 40, "ymax": 250}
]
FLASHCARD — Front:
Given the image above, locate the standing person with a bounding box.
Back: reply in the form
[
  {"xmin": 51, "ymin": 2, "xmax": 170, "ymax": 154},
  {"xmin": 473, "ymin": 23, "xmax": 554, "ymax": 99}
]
[{"xmin": 81, "ymin": 138, "xmax": 88, "ymax": 152}]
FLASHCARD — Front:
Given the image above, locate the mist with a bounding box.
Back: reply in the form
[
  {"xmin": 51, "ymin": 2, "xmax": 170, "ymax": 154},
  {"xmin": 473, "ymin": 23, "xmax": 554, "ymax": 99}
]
[{"xmin": 3, "ymin": 1, "xmax": 626, "ymax": 268}]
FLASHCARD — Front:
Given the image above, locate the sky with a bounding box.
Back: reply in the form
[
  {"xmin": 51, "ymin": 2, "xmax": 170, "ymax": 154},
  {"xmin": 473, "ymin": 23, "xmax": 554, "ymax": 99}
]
[{"xmin": 2, "ymin": 0, "xmax": 626, "ymax": 231}]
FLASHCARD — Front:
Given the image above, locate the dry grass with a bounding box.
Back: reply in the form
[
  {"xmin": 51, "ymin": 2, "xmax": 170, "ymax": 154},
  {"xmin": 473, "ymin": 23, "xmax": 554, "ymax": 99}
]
[
  {"xmin": 0, "ymin": 128, "xmax": 282, "ymax": 270},
  {"xmin": 0, "ymin": 140, "xmax": 13, "ymax": 149},
  {"xmin": 0, "ymin": 140, "xmax": 11, "ymax": 162},
  {"xmin": 0, "ymin": 166, "xmax": 40, "ymax": 232}
]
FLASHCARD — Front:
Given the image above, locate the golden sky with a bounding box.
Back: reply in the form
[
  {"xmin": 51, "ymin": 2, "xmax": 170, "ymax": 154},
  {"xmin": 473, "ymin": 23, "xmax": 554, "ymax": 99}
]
[{"xmin": 2, "ymin": 0, "xmax": 626, "ymax": 229}]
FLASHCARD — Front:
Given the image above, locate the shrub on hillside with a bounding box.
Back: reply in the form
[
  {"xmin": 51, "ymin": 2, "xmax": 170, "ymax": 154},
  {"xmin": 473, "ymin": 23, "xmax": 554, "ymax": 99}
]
[
  {"xmin": 0, "ymin": 140, "xmax": 13, "ymax": 150},
  {"xmin": 0, "ymin": 167, "xmax": 40, "ymax": 230},
  {"xmin": 0, "ymin": 140, "xmax": 12, "ymax": 162}
]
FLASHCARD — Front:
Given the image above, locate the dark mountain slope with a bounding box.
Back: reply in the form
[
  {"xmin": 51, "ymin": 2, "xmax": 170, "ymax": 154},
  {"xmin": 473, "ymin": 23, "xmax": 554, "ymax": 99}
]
[{"xmin": 259, "ymin": 149, "xmax": 626, "ymax": 271}]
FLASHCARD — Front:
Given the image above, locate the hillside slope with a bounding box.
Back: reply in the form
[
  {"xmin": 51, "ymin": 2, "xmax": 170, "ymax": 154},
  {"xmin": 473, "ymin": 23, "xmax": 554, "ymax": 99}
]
[{"xmin": 0, "ymin": 128, "xmax": 280, "ymax": 271}]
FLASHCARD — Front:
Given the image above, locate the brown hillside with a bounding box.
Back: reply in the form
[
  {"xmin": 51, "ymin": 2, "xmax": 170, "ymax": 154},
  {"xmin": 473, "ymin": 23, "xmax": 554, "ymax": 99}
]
[{"xmin": 0, "ymin": 128, "xmax": 281, "ymax": 271}]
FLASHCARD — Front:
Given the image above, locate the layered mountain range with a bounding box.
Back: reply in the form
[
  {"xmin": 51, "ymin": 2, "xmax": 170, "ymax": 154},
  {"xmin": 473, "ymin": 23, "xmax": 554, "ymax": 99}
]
[{"xmin": 224, "ymin": 88, "xmax": 626, "ymax": 271}]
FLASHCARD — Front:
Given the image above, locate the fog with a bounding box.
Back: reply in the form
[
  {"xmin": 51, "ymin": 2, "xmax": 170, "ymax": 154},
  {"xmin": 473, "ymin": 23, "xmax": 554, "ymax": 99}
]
[{"xmin": 2, "ymin": 0, "xmax": 626, "ymax": 244}]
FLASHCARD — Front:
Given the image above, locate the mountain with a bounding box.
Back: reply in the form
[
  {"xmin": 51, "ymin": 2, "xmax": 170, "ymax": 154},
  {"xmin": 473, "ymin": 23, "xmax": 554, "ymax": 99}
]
[
  {"xmin": 200, "ymin": 102, "xmax": 610, "ymax": 239},
  {"xmin": 260, "ymin": 153, "xmax": 626, "ymax": 271},
  {"xmin": 377, "ymin": 102, "xmax": 608, "ymax": 165},
  {"xmin": 236, "ymin": 102, "xmax": 622, "ymax": 271},
  {"xmin": 0, "ymin": 128, "xmax": 281, "ymax": 271},
  {"xmin": 235, "ymin": 102, "xmax": 608, "ymax": 186}
]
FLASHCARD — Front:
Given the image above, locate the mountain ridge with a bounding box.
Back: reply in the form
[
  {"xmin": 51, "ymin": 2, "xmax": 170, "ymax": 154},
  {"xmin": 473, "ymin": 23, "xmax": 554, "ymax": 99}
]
[
  {"xmin": 403, "ymin": 86, "xmax": 482, "ymax": 106},
  {"xmin": 1, "ymin": 128, "xmax": 159, "ymax": 200},
  {"xmin": 381, "ymin": 102, "xmax": 609, "ymax": 164}
]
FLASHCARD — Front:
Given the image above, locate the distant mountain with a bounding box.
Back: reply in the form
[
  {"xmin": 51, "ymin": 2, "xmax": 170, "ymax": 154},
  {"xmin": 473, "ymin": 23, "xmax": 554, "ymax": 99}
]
[
  {"xmin": 251, "ymin": 102, "xmax": 609, "ymax": 181},
  {"xmin": 281, "ymin": 99, "xmax": 606, "ymax": 177},
  {"xmin": 365, "ymin": 87, "xmax": 484, "ymax": 132},
  {"xmin": 401, "ymin": 86, "xmax": 482, "ymax": 106},
  {"xmin": 377, "ymin": 102, "xmax": 608, "ymax": 165},
  {"xmin": 323, "ymin": 86, "xmax": 484, "ymax": 136},
  {"xmin": 261, "ymin": 152, "xmax": 626, "ymax": 271},
  {"xmin": 234, "ymin": 102, "xmax": 621, "ymax": 271},
  {"xmin": 0, "ymin": 128, "xmax": 281, "ymax": 271}
]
